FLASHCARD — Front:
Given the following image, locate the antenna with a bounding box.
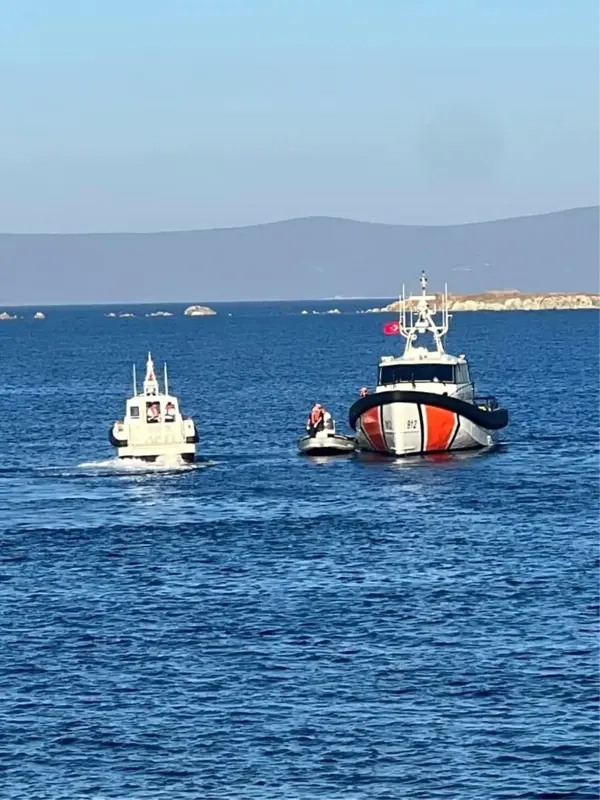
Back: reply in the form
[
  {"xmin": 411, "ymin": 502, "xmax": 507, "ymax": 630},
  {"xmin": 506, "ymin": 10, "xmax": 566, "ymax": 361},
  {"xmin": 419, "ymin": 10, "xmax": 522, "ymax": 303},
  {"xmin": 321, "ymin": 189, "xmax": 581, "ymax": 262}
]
[
  {"xmin": 163, "ymin": 362, "xmax": 169, "ymax": 396},
  {"xmin": 444, "ymin": 282, "xmax": 449, "ymax": 332},
  {"xmin": 400, "ymin": 283, "xmax": 407, "ymax": 339},
  {"xmin": 399, "ymin": 272, "xmax": 450, "ymax": 356},
  {"xmin": 132, "ymin": 363, "xmax": 137, "ymax": 395}
]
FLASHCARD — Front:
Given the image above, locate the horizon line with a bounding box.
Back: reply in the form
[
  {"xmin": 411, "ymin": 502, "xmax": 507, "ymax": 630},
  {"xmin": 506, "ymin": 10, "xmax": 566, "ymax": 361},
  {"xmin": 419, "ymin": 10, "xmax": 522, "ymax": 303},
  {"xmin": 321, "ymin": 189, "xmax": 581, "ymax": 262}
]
[
  {"xmin": 0, "ymin": 205, "xmax": 597, "ymax": 238},
  {"xmin": 1, "ymin": 296, "xmax": 398, "ymax": 309}
]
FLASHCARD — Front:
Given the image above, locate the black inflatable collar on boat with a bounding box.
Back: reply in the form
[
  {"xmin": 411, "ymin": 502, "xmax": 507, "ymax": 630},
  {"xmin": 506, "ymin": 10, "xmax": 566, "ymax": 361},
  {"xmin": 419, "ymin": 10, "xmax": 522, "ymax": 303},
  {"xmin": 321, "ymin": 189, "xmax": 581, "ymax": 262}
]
[{"xmin": 349, "ymin": 390, "xmax": 509, "ymax": 431}]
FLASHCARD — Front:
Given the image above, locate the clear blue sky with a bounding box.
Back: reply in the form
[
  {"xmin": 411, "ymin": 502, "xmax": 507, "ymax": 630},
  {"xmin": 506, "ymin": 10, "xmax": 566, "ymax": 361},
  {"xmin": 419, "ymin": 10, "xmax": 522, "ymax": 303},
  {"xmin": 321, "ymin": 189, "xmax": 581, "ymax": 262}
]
[{"xmin": 0, "ymin": 0, "xmax": 598, "ymax": 232}]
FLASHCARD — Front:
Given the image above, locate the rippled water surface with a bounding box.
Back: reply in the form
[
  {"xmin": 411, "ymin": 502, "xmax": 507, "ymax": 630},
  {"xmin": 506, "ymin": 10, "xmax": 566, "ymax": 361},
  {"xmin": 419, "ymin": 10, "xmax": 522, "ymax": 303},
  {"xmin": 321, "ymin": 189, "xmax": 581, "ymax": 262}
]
[{"xmin": 1, "ymin": 303, "xmax": 598, "ymax": 799}]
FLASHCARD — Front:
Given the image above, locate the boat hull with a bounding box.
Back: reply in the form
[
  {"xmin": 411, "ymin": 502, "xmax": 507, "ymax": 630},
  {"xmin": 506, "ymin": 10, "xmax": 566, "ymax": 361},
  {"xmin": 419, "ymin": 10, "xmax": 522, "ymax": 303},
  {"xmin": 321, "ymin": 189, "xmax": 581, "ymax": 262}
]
[
  {"xmin": 109, "ymin": 424, "xmax": 197, "ymax": 462},
  {"xmin": 116, "ymin": 448, "xmax": 196, "ymax": 463},
  {"xmin": 298, "ymin": 433, "xmax": 357, "ymax": 456},
  {"xmin": 349, "ymin": 390, "xmax": 508, "ymax": 457}
]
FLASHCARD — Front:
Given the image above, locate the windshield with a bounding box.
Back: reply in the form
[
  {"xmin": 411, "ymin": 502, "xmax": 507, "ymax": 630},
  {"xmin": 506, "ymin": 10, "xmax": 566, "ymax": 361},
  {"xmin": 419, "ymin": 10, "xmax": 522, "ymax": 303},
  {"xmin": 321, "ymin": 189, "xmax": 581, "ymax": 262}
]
[{"xmin": 379, "ymin": 363, "xmax": 456, "ymax": 385}]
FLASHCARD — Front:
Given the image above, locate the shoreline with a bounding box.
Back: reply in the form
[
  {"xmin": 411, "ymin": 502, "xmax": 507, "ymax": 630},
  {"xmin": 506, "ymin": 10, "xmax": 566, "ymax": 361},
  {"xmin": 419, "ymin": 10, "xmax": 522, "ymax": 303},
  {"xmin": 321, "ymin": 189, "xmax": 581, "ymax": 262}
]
[{"xmin": 366, "ymin": 292, "xmax": 600, "ymax": 313}]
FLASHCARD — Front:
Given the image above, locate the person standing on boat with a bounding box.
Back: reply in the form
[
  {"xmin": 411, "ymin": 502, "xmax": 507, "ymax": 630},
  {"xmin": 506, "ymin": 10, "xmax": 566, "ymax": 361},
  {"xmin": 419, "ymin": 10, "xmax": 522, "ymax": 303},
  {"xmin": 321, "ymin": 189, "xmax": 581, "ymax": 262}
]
[
  {"xmin": 323, "ymin": 410, "xmax": 334, "ymax": 431},
  {"xmin": 359, "ymin": 386, "xmax": 369, "ymax": 398},
  {"xmin": 164, "ymin": 401, "xmax": 176, "ymax": 422}
]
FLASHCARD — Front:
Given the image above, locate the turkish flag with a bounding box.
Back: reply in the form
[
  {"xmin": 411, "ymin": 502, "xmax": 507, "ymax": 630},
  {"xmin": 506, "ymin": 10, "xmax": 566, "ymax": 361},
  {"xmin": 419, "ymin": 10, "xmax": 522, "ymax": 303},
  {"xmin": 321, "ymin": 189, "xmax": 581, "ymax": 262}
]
[{"xmin": 383, "ymin": 321, "xmax": 400, "ymax": 335}]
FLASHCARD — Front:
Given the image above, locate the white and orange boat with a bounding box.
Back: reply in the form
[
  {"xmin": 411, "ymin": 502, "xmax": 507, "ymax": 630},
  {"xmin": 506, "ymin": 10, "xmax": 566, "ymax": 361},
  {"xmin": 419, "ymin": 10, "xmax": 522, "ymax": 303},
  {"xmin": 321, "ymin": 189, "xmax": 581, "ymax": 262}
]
[{"xmin": 349, "ymin": 272, "xmax": 509, "ymax": 457}]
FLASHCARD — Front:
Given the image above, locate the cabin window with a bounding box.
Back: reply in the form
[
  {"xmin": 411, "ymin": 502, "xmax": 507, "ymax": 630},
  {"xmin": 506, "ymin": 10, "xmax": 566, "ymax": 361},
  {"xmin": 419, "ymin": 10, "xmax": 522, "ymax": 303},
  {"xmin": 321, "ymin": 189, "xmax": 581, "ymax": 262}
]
[
  {"xmin": 130, "ymin": 406, "xmax": 140, "ymax": 419},
  {"xmin": 379, "ymin": 363, "xmax": 455, "ymax": 385},
  {"xmin": 455, "ymin": 364, "xmax": 472, "ymax": 384},
  {"xmin": 146, "ymin": 401, "xmax": 161, "ymax": 423}
]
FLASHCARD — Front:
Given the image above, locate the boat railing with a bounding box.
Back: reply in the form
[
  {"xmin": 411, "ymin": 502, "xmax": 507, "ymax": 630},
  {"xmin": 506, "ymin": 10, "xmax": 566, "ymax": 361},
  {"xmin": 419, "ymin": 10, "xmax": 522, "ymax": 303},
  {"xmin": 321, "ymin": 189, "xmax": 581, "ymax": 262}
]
[{"xmin": 474, "ymin": 395, "xmax": 499, "ymax": 412}]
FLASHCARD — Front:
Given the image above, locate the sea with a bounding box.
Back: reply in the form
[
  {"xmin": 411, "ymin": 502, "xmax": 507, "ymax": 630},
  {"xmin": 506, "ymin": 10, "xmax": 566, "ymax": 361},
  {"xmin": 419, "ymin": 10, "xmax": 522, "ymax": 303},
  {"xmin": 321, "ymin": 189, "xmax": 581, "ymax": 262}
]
[{"xmin": 0, "ymin": 301, "xmax": 598, "ymax": 800}]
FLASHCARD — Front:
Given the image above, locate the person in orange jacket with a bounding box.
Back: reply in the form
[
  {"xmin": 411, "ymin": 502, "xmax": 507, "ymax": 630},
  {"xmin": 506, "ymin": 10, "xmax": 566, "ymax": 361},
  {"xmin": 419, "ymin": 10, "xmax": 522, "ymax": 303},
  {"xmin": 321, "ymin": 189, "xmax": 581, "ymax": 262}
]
[{"xmin": 306, "ymin": 403, "xmax": 325, "ymax": 437}]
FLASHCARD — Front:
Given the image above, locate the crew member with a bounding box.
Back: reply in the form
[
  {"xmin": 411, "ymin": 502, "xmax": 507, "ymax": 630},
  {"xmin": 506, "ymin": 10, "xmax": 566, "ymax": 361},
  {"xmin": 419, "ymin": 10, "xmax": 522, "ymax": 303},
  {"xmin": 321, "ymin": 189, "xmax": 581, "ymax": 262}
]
[
  {"xmin": 164, "ymin": 401, "xmax": 176, "ymax": 422},
  {"xmin": 306, "ymin": 403, "xmax": 325, "ymax": 437},
  {"xmin": 359, "ymin": 387, "xmax": 369, "ymax": 398},
  {"xmin": 147, "ymin": 402, "xmax": 160, "ymax": 423}
]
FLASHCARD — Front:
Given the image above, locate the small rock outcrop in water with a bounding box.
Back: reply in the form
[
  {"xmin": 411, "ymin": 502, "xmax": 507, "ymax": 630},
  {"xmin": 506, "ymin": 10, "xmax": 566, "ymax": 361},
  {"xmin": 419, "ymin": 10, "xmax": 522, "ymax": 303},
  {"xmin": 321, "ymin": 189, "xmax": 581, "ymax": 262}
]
[
  {"xmin": 106, "ymin": 311, "xmax": 136, "ymax": 318},
  {"xmin": 146, "ymin": 311, "xmax": 174, "ymax": 317},
  {"xmin": 371, "ymin": 291, "xmax": 600, "ymax": 313},
  {"xmin": 33, "ymin": 312, "xmax": 45, "ymax": 320},
  {"xmin": 300, "ymin": 308, "xmax": 343, "ymax": 316},
  {"xmin": 0, "ymin": 311, "xmax": 17, "ymax": 320},
  {"xmin": 184, "ymin": 305, "xmax": 217, "ymax": 316}
]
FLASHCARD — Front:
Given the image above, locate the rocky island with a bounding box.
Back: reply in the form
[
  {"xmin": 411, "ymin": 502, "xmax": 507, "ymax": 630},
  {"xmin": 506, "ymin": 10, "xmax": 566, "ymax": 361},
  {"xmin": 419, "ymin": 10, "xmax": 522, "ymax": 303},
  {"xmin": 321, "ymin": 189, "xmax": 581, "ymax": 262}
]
[
  {"xmin": 184, "ymin": 305, "xmax": 217, "ymax": 316},
  {"xmin": 368, "ymin": 291, "xmax": 600, "ymax": 313}
]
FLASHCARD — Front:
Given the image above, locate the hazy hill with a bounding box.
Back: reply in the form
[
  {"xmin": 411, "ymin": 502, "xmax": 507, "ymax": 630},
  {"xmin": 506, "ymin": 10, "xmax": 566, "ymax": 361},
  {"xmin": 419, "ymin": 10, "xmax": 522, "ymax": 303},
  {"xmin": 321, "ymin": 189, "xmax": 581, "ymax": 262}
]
[{"xmin": 0, "ymin": 206, "xmax": 597, "ymax": 305}]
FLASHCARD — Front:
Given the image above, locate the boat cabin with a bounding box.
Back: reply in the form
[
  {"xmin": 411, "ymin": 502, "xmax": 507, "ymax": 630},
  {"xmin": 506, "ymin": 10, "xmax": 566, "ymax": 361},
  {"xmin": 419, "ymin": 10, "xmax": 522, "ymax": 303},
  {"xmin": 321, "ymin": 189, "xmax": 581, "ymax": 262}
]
[
  {"xmin": 125, "ymin": 395, "xmax": 181, "ymax": 425},
  {"xmin": 122, "ymin": 353, "xmax": 184, "ymax": 425},
  {"xmin": 377, "ymin": 355, "xmax": 472, "ymax": 389}
]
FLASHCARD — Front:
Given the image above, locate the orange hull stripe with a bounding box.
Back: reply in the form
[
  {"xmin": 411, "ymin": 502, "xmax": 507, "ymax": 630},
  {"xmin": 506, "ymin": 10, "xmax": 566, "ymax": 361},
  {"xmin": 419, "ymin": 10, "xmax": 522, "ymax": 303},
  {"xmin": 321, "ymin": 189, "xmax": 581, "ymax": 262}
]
[
  {"xmin": 425, "ymin": 406, "xmax": 456, "ymax": 452},
  {"xmin": 362, "ymin": 407, "xmax": 387, "ymax": 451}
]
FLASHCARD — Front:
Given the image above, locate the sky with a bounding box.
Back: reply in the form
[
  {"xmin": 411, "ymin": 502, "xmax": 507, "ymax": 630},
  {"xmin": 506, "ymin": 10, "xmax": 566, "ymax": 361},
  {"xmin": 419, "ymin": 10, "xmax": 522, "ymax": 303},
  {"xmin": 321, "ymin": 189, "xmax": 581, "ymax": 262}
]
[{"xmin": 0, "ymin": 0, "xmax": 598, "ymax": 233}]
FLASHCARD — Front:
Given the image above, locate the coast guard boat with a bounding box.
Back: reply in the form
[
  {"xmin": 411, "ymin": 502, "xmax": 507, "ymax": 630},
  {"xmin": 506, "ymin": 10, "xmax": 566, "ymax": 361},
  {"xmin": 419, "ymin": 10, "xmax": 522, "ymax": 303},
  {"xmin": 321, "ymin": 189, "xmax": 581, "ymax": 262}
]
[
  {"xmin": 109, "ymin": 353, "xmax": 198, "ymax": 462},
  {"xmin": 349, "ymin": 272, "xmax": 509, "ymax": 457}
]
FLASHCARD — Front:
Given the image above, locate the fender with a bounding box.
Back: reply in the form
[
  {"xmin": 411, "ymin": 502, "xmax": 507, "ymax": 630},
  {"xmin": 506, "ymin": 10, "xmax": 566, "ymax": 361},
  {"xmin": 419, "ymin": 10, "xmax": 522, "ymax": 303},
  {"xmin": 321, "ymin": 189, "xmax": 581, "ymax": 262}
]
[
  {"xmin": 349, "ymin": 390, "xmax": 508, "ymax": 431},
  {"xmin": 109, "ymin": 428, "xmax": 127, "ymax": 447}
]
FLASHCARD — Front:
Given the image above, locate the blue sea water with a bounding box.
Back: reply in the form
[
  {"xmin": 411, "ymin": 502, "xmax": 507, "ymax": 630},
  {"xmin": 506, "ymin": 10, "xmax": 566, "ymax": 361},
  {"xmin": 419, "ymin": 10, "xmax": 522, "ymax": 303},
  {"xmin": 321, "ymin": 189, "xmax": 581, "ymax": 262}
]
[{"xmin": 0, "ymin": 303, "xmax": 598, "ymax": 800}]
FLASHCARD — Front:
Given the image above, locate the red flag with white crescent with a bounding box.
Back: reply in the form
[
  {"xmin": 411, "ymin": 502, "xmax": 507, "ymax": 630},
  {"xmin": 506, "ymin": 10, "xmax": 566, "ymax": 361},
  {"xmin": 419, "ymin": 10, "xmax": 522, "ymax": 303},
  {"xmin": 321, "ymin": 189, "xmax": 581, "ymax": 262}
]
[{"xmin": 383, "ymin": 321, "xmax": 400, "ymax": 335}]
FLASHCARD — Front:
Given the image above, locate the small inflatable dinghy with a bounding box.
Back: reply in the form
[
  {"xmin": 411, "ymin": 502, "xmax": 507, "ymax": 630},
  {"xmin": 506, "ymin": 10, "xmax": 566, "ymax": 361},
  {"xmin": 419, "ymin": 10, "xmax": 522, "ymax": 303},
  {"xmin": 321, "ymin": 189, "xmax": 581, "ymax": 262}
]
[
  {"xmin": 298, "ymin": 430, "xmax": 357, "ymax": 456},
  {"xmin": 299, "ymin": 406, "xmax": 356, "ymax": 455}
]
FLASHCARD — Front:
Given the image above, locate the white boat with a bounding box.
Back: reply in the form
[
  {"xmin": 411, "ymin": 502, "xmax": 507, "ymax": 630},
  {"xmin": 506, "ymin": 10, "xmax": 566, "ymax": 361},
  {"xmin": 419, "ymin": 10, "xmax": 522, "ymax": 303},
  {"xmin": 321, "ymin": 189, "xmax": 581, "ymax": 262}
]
[
  {"xmin": 109, "ymin": 353, "xmax": 198, "ymax": 462},
  {"xmin": 349, "ymin": 272, "xmax": 509, "ymax": 457},
  {"xmin": 298, "ymin": 412, "xmax": 357, "ymax": 456}
]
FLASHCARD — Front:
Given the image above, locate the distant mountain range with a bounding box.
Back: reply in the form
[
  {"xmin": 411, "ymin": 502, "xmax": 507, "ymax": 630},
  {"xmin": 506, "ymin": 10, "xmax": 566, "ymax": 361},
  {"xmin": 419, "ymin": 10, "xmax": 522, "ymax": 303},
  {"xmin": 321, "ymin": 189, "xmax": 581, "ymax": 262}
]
[{"xmin": 1, "ymin": 206, "xmax": 598, "ymax": 305}]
